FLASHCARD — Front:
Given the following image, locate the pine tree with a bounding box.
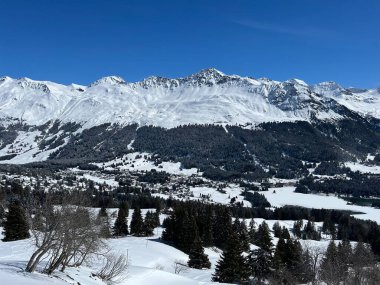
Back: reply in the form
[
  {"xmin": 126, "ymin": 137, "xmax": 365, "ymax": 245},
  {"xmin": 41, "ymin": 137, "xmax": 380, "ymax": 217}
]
[
  {"xmin": 212, "ymin": 230, "xmax": 249, "ymax": 283},
  {"xmin": 143, "ymin": 211, "xmax": 156, "ymax": 236},
  {"xmin": 320, "ymin": 240, "xmax": 340, "ymax": 285},
  {"xmin": 97, "ymin": 206, "xmax": 108, "ymax": 220},
  {"xmin": 337, "ymin": 238, "xmax": 352, "ymax": 279},
  {"xmin": 2, "ymin": 202, "xmax": 30, "ymax": 242},
  {"xmin": 273, "ymin": 237, "xmax": 287, "ymax": 269},
  {"xmin": 254, "ymin": 221, "xmax": 273, "ymax": 252},
  {"xmin": 272, "ymin": 222, "xmax": 282, "ymax": 238},
  {"xmin": 162, "ymin": 215, "xmax": 175, "ymax": 242},
  {"xmin": 280, "ymin": 226, "xmax": 291, "ymax": 239},
  {"xmin": 247, "ymin": 248, "xmax": 273, "ymax": 284},
  {"xmin": 130, "ymin": 207, "xmax": 144, "ymax": 236},
  {"xmin": 153, "ymin": 208, "xmax": 160, "ymax": 227},
  {"xmin": 201, "ymin": 207, "xmax": 213, "ymax": 247},
  {"xmin": 248, "ymin": 218, "xmax": 256, "ymax": 243},
  {"xmin": 293, "ymin": 220, "xmax": 303, "ymax": 238},
  {"xmin": 177, "ymin": 214, "xmax": 197, "ymax": 253},
  {"xmin": 98, "ymin": 206, "xmax": 111, "ymax": 238},
  {"xmin": 113, "ymin": 203, "xmax": 129, "ymax": 237},
  {"xmin": 322, "ymin": 214, "xmax": 336, "ymax": 239},
  {"xmin": 188, "ymin": 231, "xmax": 211, "ymax": 269},
  {"xmin": 298, "ymin": 248, "xmax": 315, "ymax": 283},
  {"xmin": 212, "ymin": 207, "xmax": 232, "ymax": 249},
  {"xmin": 233, "ymin": 218, "xmax": 250, "ymax": 252},
  {"xmin": 285, "ymin": 239, "xmax": 303, "ymax": 280}
]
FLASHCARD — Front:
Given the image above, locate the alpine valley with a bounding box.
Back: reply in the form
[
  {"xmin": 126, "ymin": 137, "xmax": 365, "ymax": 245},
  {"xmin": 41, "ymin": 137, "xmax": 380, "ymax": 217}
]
[
  {"xmin": 1, "ymin": 69, "xmax": 380, "ymax": 285},
  {"xmin": 0, "ymin": 68, "xmax": 379, "ymax": 178}
]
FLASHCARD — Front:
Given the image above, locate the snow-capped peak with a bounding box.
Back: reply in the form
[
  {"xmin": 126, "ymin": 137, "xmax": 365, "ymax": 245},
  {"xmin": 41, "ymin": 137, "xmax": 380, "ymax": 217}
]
[
  {"xmin": 89, "ymin": 76, "xmax": 126, "ymax": 87},
  {"xmin": 0, "ymin": 69, "xmax": 379, "ymax": 129},
  {"xmin": 311, "ymin": 81, "xmax": 346, "ymax": 97},
  {"xmin": 285, "ymin": 78, "xmax": 308, "ymax": 86},
  {"xmin": 0, "ymin": 76, "xmax": 12, "ymax": 83},
  {"xmin": 185, "ymin": 68, "xmax": 227, "ymax": 85},
  {"xmin": 16, "ymin": 77, "xmax": 51, "ymax": 93},
  {"xmin": 192, "ymin": 68, "xmax": 225, "ymax": 78}
]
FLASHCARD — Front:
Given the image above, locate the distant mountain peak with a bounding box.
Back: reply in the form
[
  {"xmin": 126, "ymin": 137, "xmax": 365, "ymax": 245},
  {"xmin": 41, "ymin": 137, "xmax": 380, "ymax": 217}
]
[
  {"xmin": 89, "ymin": 76, "xmax": 126, "ymax": 87},
  {"xmin": 194, "ymin": 68, "xmax": 225, "ymax": 77},
  {"xmin": 0, "ymin": 76, "xmax": 12, "ymax": 83},
  {"xmin": 16, "ymin": 77, "xmax": 51, "ymax": 93},
  {"xmin": 285, "ymin": 79, "xmax": 308, "ymax": 86},
  {"xmin": 0, "ymin": 70, "xmax": 378, "ymax": 129},
  {"xmin": 186, "ymin": 68, "xmax": 225, "ymax": 82}
]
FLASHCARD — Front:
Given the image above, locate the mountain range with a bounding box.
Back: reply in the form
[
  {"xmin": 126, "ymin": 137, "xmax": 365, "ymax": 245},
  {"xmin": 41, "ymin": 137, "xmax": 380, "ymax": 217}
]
[
  {"xmin": 1, "ymin": 68, "xmax": 379, "ymax": 129},
  {"xmin": 0, "ymin": 68, "xmax": 379, "ymax": 177}
]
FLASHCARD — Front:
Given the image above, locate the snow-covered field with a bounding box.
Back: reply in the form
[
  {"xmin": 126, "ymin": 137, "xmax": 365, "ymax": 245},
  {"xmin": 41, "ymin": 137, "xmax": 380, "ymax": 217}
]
[
  {"xmin": 0, "ymin": 234, "xmax": 218, "ymax": 285},
  {"xmin": 94, "ymin": 152, "xmax": 199, "ymax": 176},
  {"xmin": 0, "ymin": 205, "xmax": 363, "ymax": 285},
  {"xmin": 345, "ymin": 162, "xmax": 380, "ymax": 174},
  {"xmin": 190, "ymin": 186, "xmax": 251, "ymax": 207},
  {"xmin": 262, "ymin": 186, "xmax": 380, "ymax": 223},
  {"xmin": 0, "ymin": 209, "xmax": 222, "ymax": 285}
]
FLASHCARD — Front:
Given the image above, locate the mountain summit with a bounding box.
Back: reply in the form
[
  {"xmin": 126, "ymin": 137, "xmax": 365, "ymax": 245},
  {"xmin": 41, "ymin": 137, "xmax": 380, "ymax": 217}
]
[{"xmin": 0, "ymin": 69, "xmax": 379, "ymax": 129}]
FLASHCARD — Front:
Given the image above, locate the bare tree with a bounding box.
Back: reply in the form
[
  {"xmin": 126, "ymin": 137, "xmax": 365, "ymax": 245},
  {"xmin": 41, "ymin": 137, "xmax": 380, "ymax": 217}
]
[
  {"xmin": 26, "ymin": 197, "xmax": 105, "ymax": 274},
  {"xmin": 302, "ymin": 244, "xmax": 324, "ymax": 284},
  {"xmin": 346, "ymin": 242, "xmax": 380, "ymax": 285},
  {"xmin": 172, "ymin": 259, "xmax": 189, "ymax": 274},
  {"xmin": 95, "ymin": 253, "xmax": 129, "ymax": 285}
]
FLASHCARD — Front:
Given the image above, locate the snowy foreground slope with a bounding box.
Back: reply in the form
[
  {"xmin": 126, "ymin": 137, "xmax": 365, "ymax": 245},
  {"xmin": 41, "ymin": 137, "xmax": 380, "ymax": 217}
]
[
  {"xmin": 0, "ymin": 69, "xmax": 379, "ymax": 129},
  {"xmin": 0, "ymin": 210, "xmax": 221, "ymax": 285},
  {"xmin": 0, "ymin": 209, "xmax": 343, "ymax": 285}
]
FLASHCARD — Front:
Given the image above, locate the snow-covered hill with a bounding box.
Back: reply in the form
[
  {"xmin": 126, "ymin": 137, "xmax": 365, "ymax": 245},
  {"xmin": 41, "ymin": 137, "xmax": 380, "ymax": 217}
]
[{"xmin": 1, "ymin": 69, "xmax": 379, "ymax": 129}]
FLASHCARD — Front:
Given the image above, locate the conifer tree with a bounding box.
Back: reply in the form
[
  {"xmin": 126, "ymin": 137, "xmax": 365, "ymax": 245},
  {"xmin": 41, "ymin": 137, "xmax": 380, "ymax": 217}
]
[
  {"xmin": 248, "ymin": 218, "xmax": 256, "ymax": 243},
  {"xmin": 350, "ymin": 240, "xmax": 376, "ymax": 282},
  {"xmin": 212, "ymin": 207, "xmax": 232, "ymax": 249},
  {"xmin": 97, "ymin": 206, "xmax": 108, "ymax": 220},
  {"xmin": 320, "ymin": 240, "xmax": 339, "ymax": 284},
  {"xmin": 247, "ymin": 248, "xmax": 273, "ymax": 284},
  {"xmin": 162, "ymin": 215, "xmax": 175, "ymax": 242},
  {"xmin": 2, "ymin": 202, "xmax": 30, "ymax": 242},
  {"xmin": 322, "ymin": 214, "xmax": 336, "ymax": 239},
  {"xmin": 298, "ymin": 248, "xmax": 314, "ymax": 283},
  {"xmin": 280, "ymin": 226, "xmax": 291, "ymax": 239},
  {"xmin": 201, "ymin": 207, "xmax": 213, "ymax": 247},
  {"xmin": 272, "ymin": 222, "xmax": 282, "ymax": 238},
  {"xmin": 285, "ymin": 239, "xmax": 303, "ymax": 280},
  {"xmin": 153, "ymin": 208, "xmax": 160, "ymax": 227},
  {"xmin": 337, "ymin": 238, "xmax": 352, "ymax": 279},
  {"xmin": 98, "ymin": 206, "xmax": 111, "ymax": 238},
  {"xmin": 143, "ymin": 211, "xmax": 156, "ymax": 236},
  {"xmin": 177, "ymin": 214, "xmax": 197, "ymax": 253},
  {"xmin": 113, "ymin": 203, "xmax": 129, "ymax": 237},
  {"xmin": 273, "ymin": 237, "xmax": 287, "ymax": 269},
  {"xmin": 188, "ymin": 231, "xmax": 211, "ymax": 269},
  {"xmin": 233, "ymin": 218, "xmax": 250, "ymax": 252},
  {"xmin": 130, "ymin": 207, "xmax": 144, "ymax": 236},
  {"xmin": 212, "ymin": 230, "xmax": 249, "ymax": 283},
  {"xmin": 293, "ymin": 220, "xmax": 303, "ymax": 238},
  {"xmin": 254, "ymin": 221, "xmax": 273, "ymax": 252}
]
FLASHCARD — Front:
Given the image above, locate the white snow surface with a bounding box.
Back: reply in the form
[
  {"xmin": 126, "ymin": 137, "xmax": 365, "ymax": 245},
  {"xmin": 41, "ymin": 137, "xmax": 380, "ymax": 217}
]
[
  {"xmin": 2, "ymin": 69, "xmax": 375, "ymax": 129},
  {"xmin": 95, "ymin": 152, "xmax": 199, "ymax": 176},
  {"xmin": 344, "ymin": 162, "xmax": 380, "ymax": 174},
  {"xmin": 0, "ymin": 130, "xmax": 68, "ymax": 164},
  {"xmin": 0, "ymin": 209, "xmax": 222, "ymax": 285},
  {"xmin": 313, "ymin": 82, "xmax": 380, "ymax": 119},
  {"xmin": 262, "ymin": 187, "xmax": 380, "ymax": 223}
]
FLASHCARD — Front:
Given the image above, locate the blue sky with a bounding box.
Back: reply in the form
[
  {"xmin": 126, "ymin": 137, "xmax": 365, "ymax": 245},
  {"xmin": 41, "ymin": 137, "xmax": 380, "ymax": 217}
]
[{"xmin": 0, "ymin": 0, "xmax": 379, "ymax": 87}]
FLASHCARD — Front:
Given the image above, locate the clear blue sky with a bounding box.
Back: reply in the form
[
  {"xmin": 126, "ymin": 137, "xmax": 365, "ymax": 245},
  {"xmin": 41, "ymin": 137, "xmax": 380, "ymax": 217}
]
[{"xmin": 1, "ymin": 0, "xmax": 379, "ymax": 88}]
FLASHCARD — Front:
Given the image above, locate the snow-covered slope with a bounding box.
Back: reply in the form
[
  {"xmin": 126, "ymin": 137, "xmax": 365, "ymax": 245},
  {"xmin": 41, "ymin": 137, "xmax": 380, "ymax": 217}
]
[
  {"xmin": 312, "ymin": 81, "xmax": 380, "ymax": 119},
  {"xmin": 1, "ymin": 69, "xmax": 377, "ymax": 129}
]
